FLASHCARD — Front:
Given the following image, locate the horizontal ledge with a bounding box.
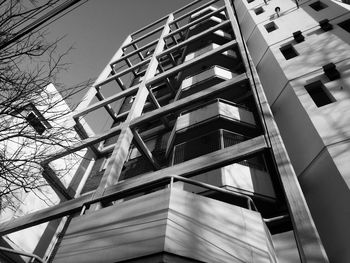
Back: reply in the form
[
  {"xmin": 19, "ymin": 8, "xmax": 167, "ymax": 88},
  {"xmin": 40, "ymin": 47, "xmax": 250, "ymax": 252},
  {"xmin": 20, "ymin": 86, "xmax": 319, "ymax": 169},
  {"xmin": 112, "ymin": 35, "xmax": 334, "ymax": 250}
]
[
  {"xmin": 171, "ymin": 0, "xmax": 220, "ymax": 25},
  {"xmin": 73, "ymin": 85, "xmax": 139, "ymax": 119},
  {"xmin": 133, "ymin": 74, "xmax": 248, "ymax": 128},
  {"xmin": 105, "ymin": 135, "xmax": 268, "ymax": 195},
  {"xmin": 158, "ymin": 20, "xmax": 231, "ymax": 59},
  {"xmin": 96, "ymin": 58, "xmax": 151, "ymax": 87},
  {"xmin": 165, "ymin": 6, "xmax": 226, "ymax": 39},
  {"xmin": 110, "ymin": 40, "xmax": 158, "ymax": 67},
  {"xmin": 148, "ymin": 39, "xmax": 237, "ymax": 86},
  {"xmin": 0, "ymin": 136, "xmax": 267, "ymax": 235},
  {"xmin": 0, "ymin": 193, "xmax": 93, "ymax": 235},
  {"xmin": 42, "ymin": 125, "xmax": 122, "ymax": 164}
]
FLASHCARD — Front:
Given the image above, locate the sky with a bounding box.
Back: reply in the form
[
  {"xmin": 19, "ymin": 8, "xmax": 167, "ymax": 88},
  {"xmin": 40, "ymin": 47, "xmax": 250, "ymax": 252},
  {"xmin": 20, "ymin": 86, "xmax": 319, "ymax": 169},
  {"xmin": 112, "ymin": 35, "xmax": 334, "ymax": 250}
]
[{"xmin": 47, "ymin": 0, "xmax": 191, "ymax": 108}]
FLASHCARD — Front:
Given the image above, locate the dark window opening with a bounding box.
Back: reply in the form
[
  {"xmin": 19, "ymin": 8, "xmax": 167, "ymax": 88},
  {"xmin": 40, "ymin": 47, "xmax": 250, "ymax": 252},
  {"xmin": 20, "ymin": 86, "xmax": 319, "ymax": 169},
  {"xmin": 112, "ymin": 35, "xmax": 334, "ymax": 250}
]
[
  {"xmin": 338, "ymin": 19, "xmax": 350, "ymax": 33},
  {"xmin": 254, "ymin": 7, "xmax": 264, "ymax": 15},
  {"xmin": 247, "ymin": 0, "xmax": 255, "ymax": 3},
  {"xmin": 264, "ymin": 22, "xmax": 278, "ymax": 33},
  {"xmin": 305, "ymin": 81, "xmax": 335, "ymax": 107},
  {"xmin": 309, "ymin": 1, "xmax": 328, "ymax": 11},
  {"xmin": 173, "ymin": 130, "xmax": 246, "ymax": 165},
  {"xmin": 26, "ymin": 112, "xmax": 46, "ymax": 135},
  {"xmin": 280, "ymin": 44, "xmax": 298, "ymax": 60}
]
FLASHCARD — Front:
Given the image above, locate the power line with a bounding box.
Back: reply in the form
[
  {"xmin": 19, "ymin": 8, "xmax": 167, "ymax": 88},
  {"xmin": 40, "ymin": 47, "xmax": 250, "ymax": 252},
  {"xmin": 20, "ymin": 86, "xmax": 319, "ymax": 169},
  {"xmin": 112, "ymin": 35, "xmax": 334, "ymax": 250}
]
[{"xmin": 0, "ymin": 0, "xmax": 87, "ymax": 51}]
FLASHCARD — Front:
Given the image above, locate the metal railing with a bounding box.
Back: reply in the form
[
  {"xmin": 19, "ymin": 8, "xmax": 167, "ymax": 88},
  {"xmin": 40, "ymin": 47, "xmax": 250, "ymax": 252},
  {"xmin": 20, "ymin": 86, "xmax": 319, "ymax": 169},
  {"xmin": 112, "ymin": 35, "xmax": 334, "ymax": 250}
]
[{"xmin": 80, "ymin": 174, "xmax": 257, "ymax": 214}]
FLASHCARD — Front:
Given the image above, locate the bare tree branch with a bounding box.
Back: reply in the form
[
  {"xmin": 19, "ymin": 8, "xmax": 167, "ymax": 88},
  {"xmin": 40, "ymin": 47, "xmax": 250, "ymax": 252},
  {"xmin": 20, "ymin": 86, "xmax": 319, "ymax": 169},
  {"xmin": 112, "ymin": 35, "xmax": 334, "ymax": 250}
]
[{"xmin": 0, "ymin": 0, "xmax": 92, "ymax": 211}]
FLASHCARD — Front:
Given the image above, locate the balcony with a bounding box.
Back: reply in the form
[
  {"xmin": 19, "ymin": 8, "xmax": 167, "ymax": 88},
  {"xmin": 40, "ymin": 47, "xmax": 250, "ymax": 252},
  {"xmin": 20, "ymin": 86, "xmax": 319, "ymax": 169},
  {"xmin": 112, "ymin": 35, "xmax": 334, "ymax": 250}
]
[
  {"xmin": 185, "ymin": 28, "xmax": 233, "ymax": 55},
  {"xmin": 175, "ymin": 65, "xmax": 240, "ymax": 100},
  {"xmin": 180, "ymin": 43, "xmax": 244, "ymax": 79},
  {"xmin": 188, "ymin": 7, "xmax": 227, "ymax": 38},
  {"xmin": 167, "ymin": 99, "xmax": 257, "ymax": 156},
  {"xmin": 178, "ymin": 161, "xmax": 276, "ymax": 200},
  {"xmin": 53, "ymin": 187, "xmax": 277, "ymax": 263},
  {"xmin": 184, "ymin": 43, "xmax": 236, "ymax": 62}
]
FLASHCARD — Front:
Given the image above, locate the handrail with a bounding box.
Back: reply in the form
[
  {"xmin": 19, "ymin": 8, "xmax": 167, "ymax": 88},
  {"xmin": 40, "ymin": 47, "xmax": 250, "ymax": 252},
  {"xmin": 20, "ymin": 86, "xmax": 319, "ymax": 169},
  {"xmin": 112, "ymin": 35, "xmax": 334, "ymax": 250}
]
[
  {"xmin": 0, "ymin": 246, "xmax": 45, "ymax": 263},
  {"xmin": 0, "ymin": 135, "xmax": 266, "ymax": 236},
  {"xmin": 81, "ymin": 174, "xmax": 258, "ymax": 213}
]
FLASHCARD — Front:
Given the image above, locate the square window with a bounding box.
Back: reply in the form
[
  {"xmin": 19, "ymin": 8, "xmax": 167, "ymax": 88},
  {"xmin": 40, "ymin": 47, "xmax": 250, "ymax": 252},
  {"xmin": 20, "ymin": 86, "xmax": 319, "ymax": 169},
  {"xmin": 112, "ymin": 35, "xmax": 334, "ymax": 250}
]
[
  {"xmin": 309, "ymin": 1, "xmax": 328, "ymax": 11},
  {"xmin": 338, "ymin": 19, "xmax": 350, "ymax": 33},
  {"xmin": 305, "ymin": 81, "xmax": 335, "ymax": 107},
  {"xmin": 280, "ymin": 44, "xmax": 298, "ymax": 60},
  {"xmin": 264, "ymin": 22, "xmax": 278, "ymax": 33},
  {"xmin": 26, "ymin": 112, "xmax": 46, "ymax": 135},
  {"xmin": 254, "ymin": 7, "xmax": 264, "ymax": 15}
]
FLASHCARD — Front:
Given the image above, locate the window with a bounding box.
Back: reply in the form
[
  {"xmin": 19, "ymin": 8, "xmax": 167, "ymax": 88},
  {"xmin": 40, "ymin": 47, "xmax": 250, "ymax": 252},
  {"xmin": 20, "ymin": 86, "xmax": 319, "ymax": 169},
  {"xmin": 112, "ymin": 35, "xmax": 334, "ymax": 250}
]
[
  {"xmin": 280, "ymin": 44, "xmax": 298, "ymax": 60},
  {"xmin": 247, "ymin": 0, "xmax": 255, "ymax": 3},
  {"xmin": 254, "ymin": 7, "xmax": 264, "ymax": 15},
  {"xmin": 264, "ymin": 22, "xmax": 278, "ymax": 33},
  {"xmin": 305, "ymin": 81, "xmax": 335, "ymax": 107},
  {"xmin": 309, "ymin": 1, "xmax": 328, "ymax": 11},
  {"xmin": 26, "ymin": 112, "xmax": 46, "ymax": 135},
  {"xmin": 338, "ymin": 19, "xmax": 350, "ymax": 33}
]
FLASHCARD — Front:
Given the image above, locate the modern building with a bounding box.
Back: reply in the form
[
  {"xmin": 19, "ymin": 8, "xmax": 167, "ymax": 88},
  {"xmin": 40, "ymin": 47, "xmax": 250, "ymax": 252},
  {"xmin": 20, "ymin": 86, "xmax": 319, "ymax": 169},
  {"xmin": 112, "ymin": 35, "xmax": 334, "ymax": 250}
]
[{"xmin": 1, "ymin": 0, "xmax": 349, "ymax": 262}]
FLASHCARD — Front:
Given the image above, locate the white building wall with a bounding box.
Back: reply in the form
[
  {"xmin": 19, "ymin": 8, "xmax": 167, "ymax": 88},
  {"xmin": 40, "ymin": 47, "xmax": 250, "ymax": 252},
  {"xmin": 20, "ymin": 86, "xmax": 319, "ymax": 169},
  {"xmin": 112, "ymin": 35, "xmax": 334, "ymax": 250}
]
[{"xmin": 234, "ymin": 0, "xmax": 350, "ymax": 261}]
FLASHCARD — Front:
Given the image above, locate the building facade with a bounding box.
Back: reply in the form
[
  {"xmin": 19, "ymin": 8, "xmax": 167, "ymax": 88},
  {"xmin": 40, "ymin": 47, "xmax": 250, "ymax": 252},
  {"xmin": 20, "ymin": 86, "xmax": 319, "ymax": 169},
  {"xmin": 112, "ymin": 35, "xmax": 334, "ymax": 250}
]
[{"xmin": 1, "ymin": 0, "xmax": 349, "ymax": 262}]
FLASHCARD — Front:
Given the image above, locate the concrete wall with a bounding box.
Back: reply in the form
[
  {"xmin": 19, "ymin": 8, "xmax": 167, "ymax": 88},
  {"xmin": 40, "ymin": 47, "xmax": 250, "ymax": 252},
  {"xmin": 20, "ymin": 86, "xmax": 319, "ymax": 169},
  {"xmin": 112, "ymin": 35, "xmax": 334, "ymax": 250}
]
[{"xmin": 234, "ymin": 0, "xmax": 350, "ymax": 261}]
